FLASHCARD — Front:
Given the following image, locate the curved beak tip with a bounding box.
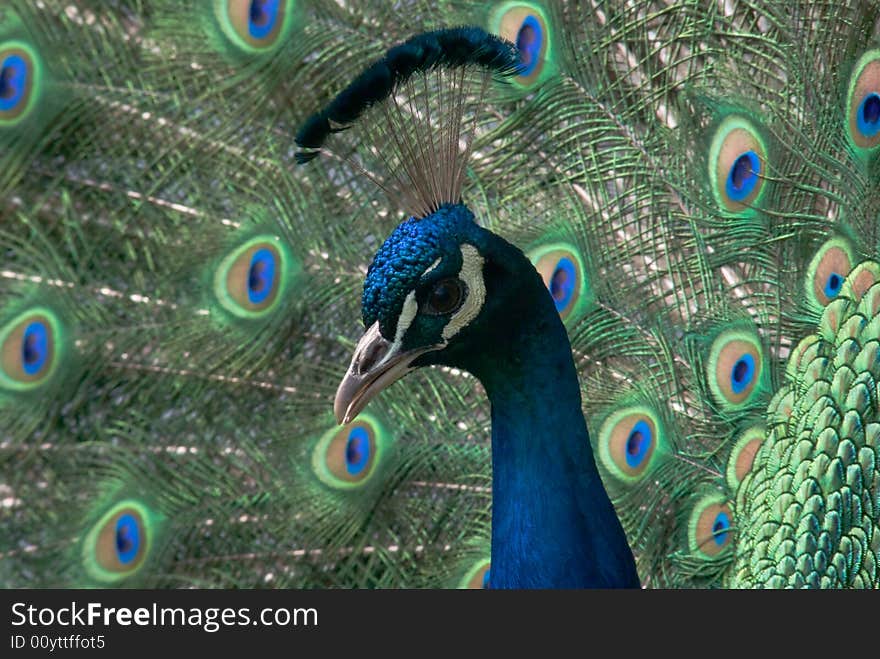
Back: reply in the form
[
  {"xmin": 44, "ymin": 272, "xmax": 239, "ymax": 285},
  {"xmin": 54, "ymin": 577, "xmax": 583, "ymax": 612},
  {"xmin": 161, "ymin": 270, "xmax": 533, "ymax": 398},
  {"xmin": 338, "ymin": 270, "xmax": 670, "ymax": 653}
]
[{"xmin": 333, "ymin": 389, "xmax": 355, "ymax": 426}]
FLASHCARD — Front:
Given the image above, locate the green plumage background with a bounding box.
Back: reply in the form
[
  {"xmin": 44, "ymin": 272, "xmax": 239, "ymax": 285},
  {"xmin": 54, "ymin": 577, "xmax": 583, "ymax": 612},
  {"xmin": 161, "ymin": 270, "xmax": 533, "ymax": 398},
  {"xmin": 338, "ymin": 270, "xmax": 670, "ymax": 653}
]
[{"xmin": 1, "ymin": 0, "xmax": 878, "ymax": 588}]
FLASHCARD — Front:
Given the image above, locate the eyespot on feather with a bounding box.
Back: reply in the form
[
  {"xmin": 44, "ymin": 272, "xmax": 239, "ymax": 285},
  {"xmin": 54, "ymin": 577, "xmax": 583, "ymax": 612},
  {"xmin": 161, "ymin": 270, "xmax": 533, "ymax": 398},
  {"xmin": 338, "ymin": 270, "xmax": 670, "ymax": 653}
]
[
  {"xmin": 597, "ymin": 406, "xmax": 662, "ymax": 482},
  {"xmin": 312, "ymin": 414, "xmax": 389, "ymax": 489},
  {"xmin": 530, "ymin": 243, "xmax": 591, "ymax": 323},
  {"xmin": 0, "ymin": 308, "xmax": 60, "ymax": 392},
  {"xmin": 846, "ymin": 50, "xmax": 880, "ymax": 151},
  {"xmin": 490, "ymin": 2, "xmax": 551, "ymax": 88},
  {"xmin": 0, "ymin": 41, "xmax": 39, "ymax": 126},
  {"xmin": 460, "ymin": 559, "xmax": 491, "ymax": 589},
  {"xmin": 806, "ymin": 238, "xmax": 854, "ymax": 310},
  {"xmin": 84, "ymin": 501, "xmax": 153, "ymax": 583},
  {"xmin": 688, "ymin": 495, "xmax": 734, "ymax": 558},
  {"xmin": 214, "ymin": 0, "xmax": 294, "ymax": 52},
  {"xmin": 214, "ymin": 236, "xmax": 288, "ymax": 318},
  {"xmin": 706, "ymin": 329, "xmax": 764, "ymax": 408},
  {"xmin": 725, "ymin": 426, "xmax": 765, "ymax": 490},
  {"xmin": 708, "ymin": 116, "xmax": 768, "ymax": 213}
]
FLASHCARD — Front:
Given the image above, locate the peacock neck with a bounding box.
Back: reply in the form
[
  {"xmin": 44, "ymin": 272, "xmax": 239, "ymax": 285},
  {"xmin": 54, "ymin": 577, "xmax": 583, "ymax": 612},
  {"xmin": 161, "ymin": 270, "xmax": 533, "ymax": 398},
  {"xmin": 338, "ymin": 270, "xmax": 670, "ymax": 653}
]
[{"xmin": 469, "ymin": 268, "xmax": 640, "ymax": 589}]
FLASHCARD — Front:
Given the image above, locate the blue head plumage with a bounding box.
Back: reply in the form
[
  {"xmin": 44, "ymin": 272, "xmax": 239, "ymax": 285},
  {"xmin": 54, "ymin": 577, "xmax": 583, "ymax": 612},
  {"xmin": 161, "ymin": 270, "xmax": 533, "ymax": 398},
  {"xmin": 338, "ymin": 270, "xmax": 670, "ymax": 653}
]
[{"xmin": 363, "ymin": 204, "xmax": 480, "ymax": 341}]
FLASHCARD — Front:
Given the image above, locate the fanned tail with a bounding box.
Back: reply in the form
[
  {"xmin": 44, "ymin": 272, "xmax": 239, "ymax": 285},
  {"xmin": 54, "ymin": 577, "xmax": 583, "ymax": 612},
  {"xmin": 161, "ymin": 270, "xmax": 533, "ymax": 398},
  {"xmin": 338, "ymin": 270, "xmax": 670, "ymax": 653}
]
[{"xmin": 3, "ymin": 0, "xmax": 879, "ymax": 589}]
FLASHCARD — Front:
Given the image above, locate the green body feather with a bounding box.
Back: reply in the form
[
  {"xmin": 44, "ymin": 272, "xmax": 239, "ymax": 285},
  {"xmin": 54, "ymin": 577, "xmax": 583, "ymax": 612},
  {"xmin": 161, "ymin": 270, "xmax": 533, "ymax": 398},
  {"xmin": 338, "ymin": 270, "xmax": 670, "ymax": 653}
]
[{"xmin": 1, "ymin": 0, "xmax": 879, "ymax": 589}]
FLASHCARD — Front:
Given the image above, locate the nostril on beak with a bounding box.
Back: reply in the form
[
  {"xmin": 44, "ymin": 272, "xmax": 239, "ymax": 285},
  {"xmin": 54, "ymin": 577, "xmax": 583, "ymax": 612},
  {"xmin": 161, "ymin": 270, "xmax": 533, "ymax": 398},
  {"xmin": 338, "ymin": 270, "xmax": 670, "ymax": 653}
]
[{"xmin": 354, "ymin": 336, "xmax": 391, "ymax": 375}]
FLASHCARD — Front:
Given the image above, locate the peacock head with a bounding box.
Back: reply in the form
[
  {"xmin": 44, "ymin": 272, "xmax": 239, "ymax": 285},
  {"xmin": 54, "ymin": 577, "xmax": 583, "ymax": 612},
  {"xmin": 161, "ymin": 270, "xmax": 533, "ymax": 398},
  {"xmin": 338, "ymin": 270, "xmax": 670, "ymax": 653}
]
[
  {"xmin": 290, "ymin": 27, "xmax": 527, "ymax": 424},
  {"xmin": 335, "ymin": 202, "xmax": 534, "ymax": 424}
]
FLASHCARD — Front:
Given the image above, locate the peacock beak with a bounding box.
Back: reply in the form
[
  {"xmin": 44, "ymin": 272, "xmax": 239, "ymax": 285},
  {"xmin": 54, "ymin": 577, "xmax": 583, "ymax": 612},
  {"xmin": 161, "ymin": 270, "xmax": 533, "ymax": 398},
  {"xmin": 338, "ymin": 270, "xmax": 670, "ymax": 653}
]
[{"xmin": 334, "ymin": 321, "xmax": 441, "ymax": 425}]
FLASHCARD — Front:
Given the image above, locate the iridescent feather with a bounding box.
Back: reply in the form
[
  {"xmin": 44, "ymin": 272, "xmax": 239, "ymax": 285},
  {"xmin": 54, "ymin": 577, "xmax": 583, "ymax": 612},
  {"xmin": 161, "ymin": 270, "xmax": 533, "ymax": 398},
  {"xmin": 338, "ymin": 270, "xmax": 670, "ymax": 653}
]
[{"xmin": 2, "ymin": 0, "xmax": 879, "ymax": 589}]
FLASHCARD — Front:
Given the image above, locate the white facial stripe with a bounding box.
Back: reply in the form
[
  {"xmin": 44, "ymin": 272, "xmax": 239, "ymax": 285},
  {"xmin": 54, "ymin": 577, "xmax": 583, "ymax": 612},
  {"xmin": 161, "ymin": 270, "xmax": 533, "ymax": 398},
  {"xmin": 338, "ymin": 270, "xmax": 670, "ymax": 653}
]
[
  {"xmin": 423, "ymin": 257, "xmax": 442, "ymax": 276},
  {"xmin": 393, "ymin": 290, "xmax": 418, "ymax": 347},
  {"xmin": 443, "ymin": 244, "xmax": 485, "ymax": 341},
  {"xmin": 384, "ymin": 259, "xmax": 449, "ymax": 360},
  {"xmin": 371, "ymin": 290, "xmax": 419, "ymax": 370},
  {"xmin": 395, "ymin": 257, "xmax": 448, "ymax": 346}
]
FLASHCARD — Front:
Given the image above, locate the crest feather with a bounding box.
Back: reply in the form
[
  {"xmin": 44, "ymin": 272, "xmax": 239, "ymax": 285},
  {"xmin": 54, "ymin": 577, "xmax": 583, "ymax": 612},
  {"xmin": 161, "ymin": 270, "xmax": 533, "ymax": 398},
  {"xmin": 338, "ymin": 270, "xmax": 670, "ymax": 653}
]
[{"xmin": 295, "ymin": 27, "xmax": 519, "ymax": 218}]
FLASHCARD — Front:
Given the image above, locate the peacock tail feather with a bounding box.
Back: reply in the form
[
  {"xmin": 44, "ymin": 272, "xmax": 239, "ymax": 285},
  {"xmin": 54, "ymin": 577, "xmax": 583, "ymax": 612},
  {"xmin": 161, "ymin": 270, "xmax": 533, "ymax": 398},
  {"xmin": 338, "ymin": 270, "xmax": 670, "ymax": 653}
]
[{"xmin": 1, "ymin": 0, "xmax": 878, "ymax": 588}]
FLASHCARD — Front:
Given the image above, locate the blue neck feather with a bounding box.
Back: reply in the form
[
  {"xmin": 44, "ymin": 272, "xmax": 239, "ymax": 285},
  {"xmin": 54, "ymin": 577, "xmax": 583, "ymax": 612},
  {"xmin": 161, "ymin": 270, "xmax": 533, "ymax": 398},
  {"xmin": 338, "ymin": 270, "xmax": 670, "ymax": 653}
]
[{"xmin": 467, "ymin": 240, "xmax": 640, "ymax": 589}]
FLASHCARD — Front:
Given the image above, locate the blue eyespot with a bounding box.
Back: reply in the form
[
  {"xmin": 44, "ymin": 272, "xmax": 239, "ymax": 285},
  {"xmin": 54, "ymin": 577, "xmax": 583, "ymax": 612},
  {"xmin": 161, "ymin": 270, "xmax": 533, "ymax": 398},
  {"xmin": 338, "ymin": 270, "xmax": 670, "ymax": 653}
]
[
  {"xmin": 217, "ymin": 0, "xmax": 292, "ymax": 52},
  {"xmin": 598, "ymin": 408, "xmax": 661, "ymax": 481},
  {"xmin": 215, "ymin": 238, "xmax": 288, "ymax": 318},
  {"xmin": 729, "ymin": 353, "xmax": 755, "ymax": 395},
  {"xmin": 516, "ymin": 15, "xmax": 543, "ymax": 77},
  {"xmin": 711, "ymin": 511, "xmax": 730, "ymax": 546},
  {"xmin": 532, "ymin": 245, "xmax": 590, "ymax": 324},
  {"xmin": 823, "ymin": 272, "xmax": 843, "ymax": 299},
  {"xmin": 313, "ymin": 417, "xmax": 387, "ymax": 488},
  {"xmin": 115, "ymin": 513, "xmax": 141, "ymax": 565},
  {"xmin": 857, "ymin": 92, "xmax": 880, "ymax": 138},
  {"xmin": 247, "ymin": 248, "xmax": 277, "ymax": 304},
  {"xmin": 345, "ymin": 426, "xmax": 371, "ymax": 476},
  {"xmin": 87, "ymin": 503, "xmax": 153, "ymax": 582},
  {"xmin": 1, "ymin": 311, "xmax": 59, "ymax": 390},
  {"xmin": 482, "ymin": 569, "xmax": 491, "ymax": 589},
  {"xmin": 725, "ymin": 150, "xmax": 760, "ymax": 202},
  {"xmin": 21, "ymin": 321, "xmax": 49, "ymax": 376},
  {"xmin": 492, "ymin": 4, "xmax": 552, "ymax": 88},
  {"xmin": 549, "ymin": 257, "xmax": 576, "ymax": 312},
  {"xmin": 690, "ymin": 498, "xmax": 733, "ymax": 556},
  {"xmin": 624, "ymin": 420, "xmax": 652, "ymax": 468},
  {"xmin": 0, "ymin": 53, "xmax": 28, "ymax": 113},
  {"xmin": 248, "ymin": 0, "xmax": 280, "ymax": 40}
]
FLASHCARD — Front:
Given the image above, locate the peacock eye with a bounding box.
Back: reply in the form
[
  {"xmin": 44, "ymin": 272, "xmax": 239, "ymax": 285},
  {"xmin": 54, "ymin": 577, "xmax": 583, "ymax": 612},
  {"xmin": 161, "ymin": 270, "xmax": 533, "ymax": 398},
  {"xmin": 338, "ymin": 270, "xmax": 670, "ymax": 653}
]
[
  {"xmin": 214, "ymin": 236, "xmax": 289, "ymax": 319},
  {"xmin": 706, "ymin": 328, "xmax": 764, "ymax": 408},
  {"xmin": 0, "ymin": 309, "xmax": 61, "ymax": 391},
  {"xmin": 0, "ymin": 42, "xmax": 39, "ymax": 126},
  {"xmin": 312, "ymin": 416, "xmax": 390, "ymax": 489},
  {"xmin": 491, "ymin": 3, "xmax": 553, "ymax": 88},
  {"xmin": 709, "ymin": 115, "xmax": 768, "ymax": 213},
  {"xmin": 85, "ymin": 501, "xmax": 154, "ymax": 583},
  {"xmin": 424, "ymin": 278, "xmax": 465, "ymax": 315},
  {"xmin": 218, "ymin": 0, "xmax": 293, "ymax": 51},
  {"xmin": 597, "ymin": 406, "xmax": 662, "ymax": 482},
  {"xmin": 688, "ymin": 496, "xmax": 734, "ymax": 557},
  {"xmin": 846, "ymin": 50, "xmax": 880, "ymax": 151},
  {"xmin": 807, "ymin": 239, "xmax": 854, "ymax": 310}
]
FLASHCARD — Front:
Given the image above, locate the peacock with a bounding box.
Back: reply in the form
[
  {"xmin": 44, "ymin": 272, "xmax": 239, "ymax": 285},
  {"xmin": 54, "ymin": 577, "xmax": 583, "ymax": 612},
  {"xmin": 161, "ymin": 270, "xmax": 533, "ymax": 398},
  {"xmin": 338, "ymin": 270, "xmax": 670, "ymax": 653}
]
[{"xmin": 1, "ymin": 0, "xmax": 879, "ymax": 589}]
